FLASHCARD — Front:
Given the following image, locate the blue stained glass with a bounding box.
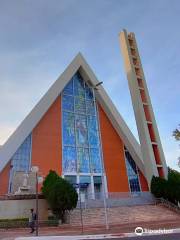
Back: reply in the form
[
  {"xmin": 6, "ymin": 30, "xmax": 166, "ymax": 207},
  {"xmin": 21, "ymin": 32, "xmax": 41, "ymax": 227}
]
[
  {"xmin": 11, "ymin": 134, "xmax": 32, "ymax": 172},
  {"xmin": 87, "ymin": 116, "xmax": 98, "ymax": 129},
  {"xmin": 62, "ymin": 95, "xmax": 74, "ymax": 112},
  {"xmin": 75, "ymin": 97, "xmax": 86, "ymax": 113},
  {"xmin": 62, "ymin": 71, "xmax": 103, "ymax": 174},
  {"xmin": 85, "ymin": 84, "xmax": 93, "ymax": 99},
  {"xmin": 63, "ymin": 80, "xmax": 74, "ymax": 95},
  {"xmin": 75, "ymin": 115, "xmax": 88, "ymax": 146},
  {"xmin": 74, "ymin": 74, "xmax": 85, "ymax": 98},
  {"xmin": 125, "ymin": 150, "xmax": 141, "ymax": 192},
  {"xmin": 63, "ymin": 146, "xmax": 77, "ymax": 172},
  {"xmin": 90, "ymin": 148, "xmax": 102, "ymax": 173},
  {"xmin": 89, "ymin": 131, "xmax": 99, "ymax": 146},
  {"xmin": 126, "ymin": 151, "xmax": 138, "ymax": 175},
  {"xmin": 63, "ymin": 112, "xmax": 75, "ymax": 145},
  {"xmin": 88, "ymin": 116, "xmax": 99, "ymax": 146},
  {"xmin": 77, "ymin": 148, "xmax": 90, "ymax": 173},
  {"xmin": 86, "ymin": 100, "xmax": 96, "ymax": 115}
]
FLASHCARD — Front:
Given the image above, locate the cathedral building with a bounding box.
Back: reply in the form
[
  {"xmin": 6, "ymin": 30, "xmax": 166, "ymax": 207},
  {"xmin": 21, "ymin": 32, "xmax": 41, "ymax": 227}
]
[{"xmin": 0, "ymin": 30, "xmax": 167, "ymax": 199}]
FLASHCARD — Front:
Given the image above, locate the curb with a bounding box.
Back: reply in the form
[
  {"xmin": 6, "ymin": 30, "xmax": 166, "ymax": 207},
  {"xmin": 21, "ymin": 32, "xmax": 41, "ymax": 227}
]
[
  {"xmin": 15, "ymin": 234, "xmax": 125, "ymax": 240},
  {"xmin": 123, "ymin": 227, "xmax": 180, "ymax": 237},
  {"xmin": 15, "ymin": 228, "xmax": 180, "ymax": 240}
]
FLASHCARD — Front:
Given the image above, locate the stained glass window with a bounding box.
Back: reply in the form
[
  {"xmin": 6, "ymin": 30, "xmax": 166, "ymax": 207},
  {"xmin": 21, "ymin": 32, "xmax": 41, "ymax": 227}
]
[
  {"xmin": 63, "ymin": 80, "xmax": 73, "ymax": 95},
  {"xmin": 77, "ymin": 148, "xmax": 90, "ymax": 173},
  {"xmin": 125, "ymin": 149, "xmax": 141, "ymax": 192},
  {"xmin": 62, "ymin": 95, "xmax": 74, "ymax": 112},
  {"xmin": 90, "ymin": 148, "xmax": 102, "ymax": 173},
  {"xmin": 62, "ymin": 72, "xmax": 103, "ymax": 174},
  {"xmin": 75, "ymin": 97, "xmax": 86, "ymax": 113},
  {"xmin": 74, "ymin": 74, "xmax": 85, "ymax": 98},
  {"xmin": 63, "ymin": 146, "xmax": 77, "ymax": 172},
  {"xmin": 86, "ymin": 100, "xmax": 96, "ymax": 115},
  {"xmin": 85, "ymin": 83, "xmax": 93, "ymax": 99},
  {"xmin": 11, "ymin": 134, "xmax": 32, "ymax": 172},
  {"xmin": 63, "ymin": 112, "xmax": 75, "ymax": 145},
  {"xmin": 88, "ymin": 116, "xmax": 99, "ymax": 146},
  {"xmin": 75, "ymin": 114, "xmax": 88, "ymax": 147}
]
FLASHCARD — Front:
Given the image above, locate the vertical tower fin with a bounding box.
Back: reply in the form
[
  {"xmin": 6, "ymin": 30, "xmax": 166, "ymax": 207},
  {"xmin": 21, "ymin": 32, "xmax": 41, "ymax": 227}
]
[{"xmin": 119, "ymin": 29, "xmax": 168, "ymax": 186}]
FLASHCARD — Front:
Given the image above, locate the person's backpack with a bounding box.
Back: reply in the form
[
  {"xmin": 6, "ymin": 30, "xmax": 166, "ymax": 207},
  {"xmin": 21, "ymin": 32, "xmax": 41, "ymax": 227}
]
[{"xmin": 33, "ymin": 213, "xmax": 37, "ymax": 221}]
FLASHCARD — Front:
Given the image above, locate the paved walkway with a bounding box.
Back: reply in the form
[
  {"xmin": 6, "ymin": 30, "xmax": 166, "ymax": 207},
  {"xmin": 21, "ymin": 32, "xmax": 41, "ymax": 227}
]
[
  {"xmin": 0, "ymin": 219, "xmax": 180, "ymax": 240},
  {"xmin": 1, "ymin": 204, "xmax": 179, "ymax": 240}
]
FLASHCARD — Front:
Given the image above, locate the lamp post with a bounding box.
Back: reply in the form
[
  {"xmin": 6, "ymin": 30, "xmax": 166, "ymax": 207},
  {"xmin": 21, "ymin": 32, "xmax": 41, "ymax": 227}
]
[
  {"xmin": 90, "ymin": 81, "xmax": 109, "ymax": 230},
  {"xmin": 31, "ymin": 166, "xmax": 43, "ymax": 236},
  {"xmin": 73, "ymin": 183, "xmax": 84, "ymax": 234},
  {"xmin": 79, "ymin": 184, "xmax": 84, "ymax": 234}
]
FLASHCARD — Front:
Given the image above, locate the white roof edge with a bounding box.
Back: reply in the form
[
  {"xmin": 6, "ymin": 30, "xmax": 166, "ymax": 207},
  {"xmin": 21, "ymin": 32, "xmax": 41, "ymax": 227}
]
[
  {"xmin": 78, "ymin": 55, "xmax": 144, "ymax": 174},
  {"xmin": 0, "ymin": 53, "xmax": 145, "ymax": 175},
  {"xmin": 0, "ymin": 53, "xmax": 82, "ymax": 172}
]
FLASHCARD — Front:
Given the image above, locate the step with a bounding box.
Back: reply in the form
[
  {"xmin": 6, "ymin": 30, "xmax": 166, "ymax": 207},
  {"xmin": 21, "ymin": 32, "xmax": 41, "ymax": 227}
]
[{"xmin": 69, "ymin": 204, "xmax": 180, "ymax": 226}]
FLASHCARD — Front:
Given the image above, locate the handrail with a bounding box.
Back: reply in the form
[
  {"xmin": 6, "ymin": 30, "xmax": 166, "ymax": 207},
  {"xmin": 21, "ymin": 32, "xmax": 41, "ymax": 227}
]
[{"xmin": 156, "ymin": 197, "xmax": 180, "ymax": 214}]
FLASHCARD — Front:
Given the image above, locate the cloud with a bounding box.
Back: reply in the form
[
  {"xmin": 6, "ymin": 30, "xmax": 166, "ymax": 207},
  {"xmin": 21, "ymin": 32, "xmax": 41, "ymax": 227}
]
[
  {"xmin": 0, "ymin": 0, "xmax": 179, "ymax": 171},
  {"xmin": 0, "ymin": 123, "xmax": 15, "ymax": 145}
]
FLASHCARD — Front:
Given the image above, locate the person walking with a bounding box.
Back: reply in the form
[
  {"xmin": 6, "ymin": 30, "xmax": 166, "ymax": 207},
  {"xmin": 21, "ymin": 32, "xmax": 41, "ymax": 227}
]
[{"xmin": 29, "ymin": 208, "xmax": 36, "ymax": 233}]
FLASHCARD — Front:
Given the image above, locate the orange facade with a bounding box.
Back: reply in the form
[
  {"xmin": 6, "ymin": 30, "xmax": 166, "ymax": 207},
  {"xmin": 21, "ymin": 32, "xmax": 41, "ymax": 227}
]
[
  {"xmin": 139, "ymin": 170, "xmax": 149, "ymax": 191},
  {"xmin": 98, "ymin": 104, "xmax": 129, "ymax": 192},
  {"xmin": 0, "ymin": 162, "xmax": 11, "ymax": 195},
  {"xmin": 31, "ymin": 96, "xmax": 62, "ymax": 179},
  {"xmin": 0, "ymin": 96, "xmax": 149, "ymax": 195}
]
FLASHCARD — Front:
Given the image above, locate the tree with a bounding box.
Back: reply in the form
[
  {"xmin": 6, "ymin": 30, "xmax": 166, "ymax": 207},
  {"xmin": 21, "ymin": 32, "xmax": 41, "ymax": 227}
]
[
  {"xmin": 42, "ymin": 170, "xmax": 78, "ymax": 223},
  {"xmin": 151, "ymin": 176, "xmax": 167, "ymax": 198},
  {"xmin": 151, "ymin": 168, "xmax": 180, "ymax": 205},
  {"xmin": 178, "ymin": 157, "xmax": 180, "ymax": 169},
  {"xmin": 173, "ymin": 125, "xmax": 180, "ymax": 141},
  {"xmin": 172, "ymin": 124, "xmax": 180, "ymax": 168}
]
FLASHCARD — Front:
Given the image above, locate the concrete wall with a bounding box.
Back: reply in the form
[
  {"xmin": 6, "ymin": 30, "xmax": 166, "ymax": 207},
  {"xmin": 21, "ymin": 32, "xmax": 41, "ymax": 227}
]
[
  {"xmin": 119, "ymin": 30, "xmax": 168, "ymax": 184},
  {"xmin": 0, "ymin": 199, "xmax": 49, "ymax": 220}
]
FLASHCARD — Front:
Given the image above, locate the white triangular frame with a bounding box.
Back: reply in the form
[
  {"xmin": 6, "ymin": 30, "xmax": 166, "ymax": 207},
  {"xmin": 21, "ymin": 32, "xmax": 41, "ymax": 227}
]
[{"xmin": 0, "ymin": 53, "xmax": 145, "ymax": 176}]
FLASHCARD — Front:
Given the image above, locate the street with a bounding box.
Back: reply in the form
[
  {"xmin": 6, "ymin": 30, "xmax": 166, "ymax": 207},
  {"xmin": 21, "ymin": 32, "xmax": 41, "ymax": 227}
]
[
  {"xmin": 87, "ymin": 233, "xmax": 180, "ymax": 240},
  {"xmin": 12, "ymin": 232, "xmax": 180, "ymax": 240}
]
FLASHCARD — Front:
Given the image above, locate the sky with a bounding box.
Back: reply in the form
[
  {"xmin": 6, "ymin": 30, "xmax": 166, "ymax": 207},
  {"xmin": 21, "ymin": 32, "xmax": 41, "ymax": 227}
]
[{"xmin": 0, "ymin": 0, "xmax": 179, "ymax": 170}]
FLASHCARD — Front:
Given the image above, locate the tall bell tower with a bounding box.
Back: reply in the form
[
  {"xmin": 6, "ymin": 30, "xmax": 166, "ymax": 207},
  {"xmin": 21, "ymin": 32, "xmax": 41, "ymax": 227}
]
[{"xmin": 119, "ymin": 29, "xmax": 168, "ymax": 186}]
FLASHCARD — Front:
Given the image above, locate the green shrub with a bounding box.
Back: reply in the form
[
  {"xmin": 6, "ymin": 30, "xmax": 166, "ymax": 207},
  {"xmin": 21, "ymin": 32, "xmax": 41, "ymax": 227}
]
[
  {"xmin": 42, "ymin": 170, "xmax": 78, "ymax": 223},
  {"xmin": 48, "ymin": 215, "xmax": 57, "ymax": 220},
  {"xmin": 151, "ymin": 176, "xmax": 167, "ymax": 198},
  {"xmin": 0, "ymin": 218, "xmax": 29, "ymax": 229},
  {"xmin": 151, "ymin": 168, "xmax": 180, "ymax": 205},
  {"xmin": 0, "ymin": 218, "xmax": 28, "ymax": 222}
]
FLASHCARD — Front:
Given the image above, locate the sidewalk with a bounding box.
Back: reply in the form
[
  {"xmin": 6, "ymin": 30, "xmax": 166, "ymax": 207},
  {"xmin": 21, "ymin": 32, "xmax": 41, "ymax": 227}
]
[
  {"xmin": 15, "ymin": 229, "xmax": 180, "ymax": 240},
  {"xmin": 0, "ymin": 219, "xmax": 180, "ymax": 240}
]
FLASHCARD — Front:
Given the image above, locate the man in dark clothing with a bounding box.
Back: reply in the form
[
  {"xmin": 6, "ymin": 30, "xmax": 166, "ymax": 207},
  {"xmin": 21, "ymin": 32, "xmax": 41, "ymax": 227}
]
[{"xmin": 29, "ymin": 208, "xmax": 36, "ymax": 233}]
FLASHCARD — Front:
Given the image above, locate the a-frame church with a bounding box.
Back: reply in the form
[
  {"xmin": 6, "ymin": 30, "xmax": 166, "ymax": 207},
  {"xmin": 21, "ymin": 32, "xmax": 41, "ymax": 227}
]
[{"xmin": 0, "ymin": 30, "xmax": 167, "ymax": 199}]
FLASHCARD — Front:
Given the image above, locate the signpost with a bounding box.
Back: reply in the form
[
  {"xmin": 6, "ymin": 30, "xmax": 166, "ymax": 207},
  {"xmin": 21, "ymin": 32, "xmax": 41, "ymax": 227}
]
[
  {"xmin": 73, "ymin": 182, "xmax": 88, "ymax": 234},
  {"xmin": 31, "ymin": 166, "xmax": 43, "ymax": 236}
]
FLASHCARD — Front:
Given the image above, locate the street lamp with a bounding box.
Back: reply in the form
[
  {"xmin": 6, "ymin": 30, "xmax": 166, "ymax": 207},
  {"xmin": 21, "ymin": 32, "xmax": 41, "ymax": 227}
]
[
  {"xmin": 31, "ymin": 166, "xmax": 43, "ymax": 236},
  {"xmin": 73, "ymin": 183, "xmax": 84, "ymax": 234},
  {"xmin": 90, "ymin": 82, "xmax": 109, "ymax": 230}
]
